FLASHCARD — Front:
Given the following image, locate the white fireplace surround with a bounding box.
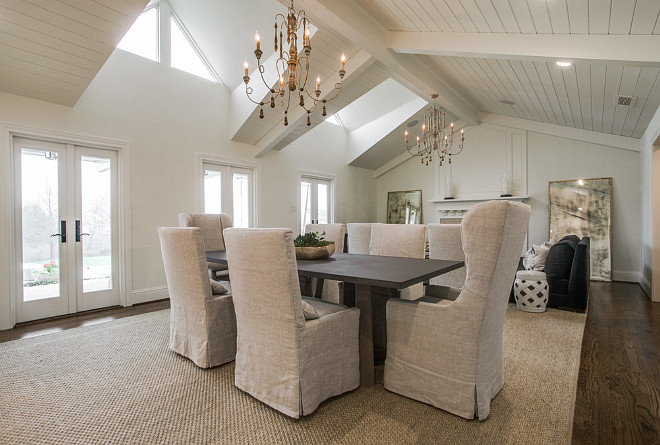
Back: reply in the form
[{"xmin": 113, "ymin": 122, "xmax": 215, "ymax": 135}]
[{"xmin": 431, "ymin": 196, "xmax": 529, "ymax": 220}]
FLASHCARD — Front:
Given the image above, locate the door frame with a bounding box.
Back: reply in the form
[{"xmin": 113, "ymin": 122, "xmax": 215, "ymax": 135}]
[
  {"xmin": 0, "ymin": 124, "xmax": 132, "ymax": 330},
  {"xmin": 298, "ymin": 169, "xmax": 335, "ymax": 234}
]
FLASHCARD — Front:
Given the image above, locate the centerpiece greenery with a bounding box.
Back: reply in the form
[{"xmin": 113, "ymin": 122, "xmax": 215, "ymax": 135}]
[
  {"xmin": 293, "ymin": 232, "xmax": 335, "ymax": 259},
  {"xmin": 293, "ymin": 231, "xmax": 334, "ymax": 247}
]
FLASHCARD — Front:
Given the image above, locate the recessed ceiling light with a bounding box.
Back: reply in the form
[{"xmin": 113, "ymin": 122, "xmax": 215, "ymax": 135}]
[
  {"xmin": 407, "ymin": 120, "xmax": 419, "ymax": 128},
  {"xmin": 556, "ymin": 61, "xmax": 572, "ymax": 67},
  {"xmin": 500, "ymin": 100, "xmax": 516, "ymax": 105}
]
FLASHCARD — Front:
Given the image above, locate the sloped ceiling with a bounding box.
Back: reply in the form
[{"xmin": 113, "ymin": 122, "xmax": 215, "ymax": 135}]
[{"xmin": 0, "ymin": 0, "xmax": 149, "ymax": 106}]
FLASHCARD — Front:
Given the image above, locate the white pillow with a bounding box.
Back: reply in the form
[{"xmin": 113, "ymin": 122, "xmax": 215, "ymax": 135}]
[
  {"xmin": 531, "ymin": 244, "xmax": 550, "ymax": 271},
  {"xmin": 523, "ymin": 246, "xmax": 535, "ymax": 270},
  {"xmin": 302, "ymin": 300, "xmax": 319, "ymax": 320},
  {"xmin": 210, "ymin": 279, "xmax": 228, "ymax": 295},
  {"xmin": 544, "ymin": 238, "xmax": 557, "ymax": 249}
]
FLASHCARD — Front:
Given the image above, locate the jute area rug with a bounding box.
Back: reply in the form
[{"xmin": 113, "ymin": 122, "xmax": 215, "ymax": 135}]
[{"xmin": 0, "ymin": 306, "xmax": 585, "ymax": 445}]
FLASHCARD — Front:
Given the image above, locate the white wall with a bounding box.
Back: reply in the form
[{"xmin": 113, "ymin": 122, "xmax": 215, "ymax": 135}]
[
  {"xmin": 641, "ymin": 104, "xmax": 660, "ymax": 300},
  {"xmin": 376, "ymin": 122, "xmax": 642, "ymax": 281},
  {"xmin": 0, "ymin": 50, "xmax": 375, "ymax": 326}
]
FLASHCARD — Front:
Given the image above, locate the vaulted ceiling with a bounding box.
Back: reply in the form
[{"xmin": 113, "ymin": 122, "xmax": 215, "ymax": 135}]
[{"xmin": 1, "ymin": 0, "xmax": 659, "ymax": 169}]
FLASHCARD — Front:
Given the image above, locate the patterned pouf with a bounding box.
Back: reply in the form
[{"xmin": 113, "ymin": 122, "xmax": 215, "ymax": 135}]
[{"xmin": 514, "ymin": 269, "xmax": 549, "ymax": 313}]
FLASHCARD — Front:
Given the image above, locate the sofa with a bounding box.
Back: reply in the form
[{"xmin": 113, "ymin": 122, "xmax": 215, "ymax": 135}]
[{"xmin": 514, "ymin": 235, "xmax": 591, "ymax": 311}]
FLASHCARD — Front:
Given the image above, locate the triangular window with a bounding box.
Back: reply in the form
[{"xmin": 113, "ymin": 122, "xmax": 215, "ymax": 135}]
[
  {"xmin": 117, "ymin": 6, "xmax": 159, "ymax": 62},
  {"xmin": 170, "ymin": 16, "xmax": 216, "ymax": 82}
]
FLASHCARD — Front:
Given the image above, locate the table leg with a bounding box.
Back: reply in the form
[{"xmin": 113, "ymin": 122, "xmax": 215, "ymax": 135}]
[
  {"xmin": 355, "ymin": 283, "xmax": 374, "ymax": 386},
  {"xmin": 314, "ymin": 278, "xmax": 325, "ymax": 299}
]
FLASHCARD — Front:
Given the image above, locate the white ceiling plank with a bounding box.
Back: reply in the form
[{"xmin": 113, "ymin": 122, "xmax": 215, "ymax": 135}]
[
  {"xmin": 253, "ymin": 50, "xmax": 375, "ymax": 157},
  {"xmin": 633, "ymin": 71, "xmax": 660, "ymax": 135},
  {"xmin": 484, "ymin": 58, "xmax": 533, "ymax": 119},
  {"xmin": 562, "ymin": 65, "xmax": 584, "ymax": 129},
  {"xmin": 489, "ymin": 0, "xmax": 521, "ymax": 33},
  {"xmin": 55, "ymin": 0, "xmax": 134, "ymax": 26},
  {"xmin": 0, "ymin": 39, "xmax": 94, "ymax": 74},
  {"xmin": 387, "ymin": 31, "xmax": 660, "ymax": 65},
  {"xmin": 566, "ymin": 0, "xmax": 589, "ymax": 34},
  {"xmin": 590, "ymin": 64, "xmax": 607, "ymax": 132},
  {"xmin": 431, "ymin": 0, "xmax": 468, "ymax": 32},
  {"xmin": 416, "ymin": 0, "xmax": 457, "ymax": 32},
  {"xmin": 461, "ymin": 57, "xmax": 511, "ymax": 115},
  {"xmin": 521, "ymin": 60, "xmax": 560, "ymax": 125},
  {"xmin": 381, "ymin": 0, "xmax": 422, "ymax": 31},
  {"xmin": 621, "ymin": 67, "xmax": 660, "ymax": 137},
  {"xmin": 512, "ymin": 0, "xmax": 543, "ymax": 33},
  {"xmin": 451, "ymin": 0, "xmax": 491, "ymax": 32},
  {"xmin": 612, "ymin": 66, "xmax": 642, "ymax": 134},
  {"xmin": 472, "ymin": 0, "xmax": 505, "ymax": 33},
  {"xmin": 536, "ymin": 61, "xmax": 568, "ymax": 127},
  {"xmin": 575, "ymin": 63, "xmax": 593, "ymax": 130},
  {"xmin": 354, "ymin": 0, "xmax": 400, "ymax": 31},
  {"xmin": 609, "ymin": 0, "xmax": 635, "ymax": 35},
  {"xmin": 442, "ymin": 0, "xmax": 480, "ymax": 33},
  {"xmin": 547, "ymin": 62, "xmax": 575, "ymax": 127},
  {"xmin": 509, "ymin": 59, "xmax": 552, "ymax": 123},
  {"xmin": 546, "ymin": 0, "xmax": 571, "ymax": 34},
  {"xmin": 294, "ymin": 0, "xmax": 479, "ymax": 125},
  {"xmin": 631, "ymin": 0, "xmax": 660, "ymax": 34},
  {"xmin": 29, "ymin": 0, "xmax": 124, "ymax": 35},
  {"xmin": 438, "ymin": 56, "xmax": 491, "ymax": 110},
  {"xmin": 399, "ymin": 0, "xmax": 436, "ymax": 32},
  {"xmin": 588, "ymin": 0, "xmax": 612, "ymax": 34},
  {"xmin": 601, "ymin": 65, "xmax": 624, "ymax": 134},
  {"xmin": 497, "ymin": 59, "xmax": 545, "ymax": 122}
]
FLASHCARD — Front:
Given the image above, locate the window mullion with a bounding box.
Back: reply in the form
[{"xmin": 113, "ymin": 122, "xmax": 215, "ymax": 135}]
[{"xmin": 158, "ymin": 1, "xmax": 171, "ymax": 66}]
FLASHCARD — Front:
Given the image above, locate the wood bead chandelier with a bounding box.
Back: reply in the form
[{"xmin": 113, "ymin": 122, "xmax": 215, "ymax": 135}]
[
  {"xmin": 405, "ymin": 94, "xmax": 465, "ymax": 166},
  {"xmin": 242, "ymin": 0, "xmax": 345, "ymax": 127}
]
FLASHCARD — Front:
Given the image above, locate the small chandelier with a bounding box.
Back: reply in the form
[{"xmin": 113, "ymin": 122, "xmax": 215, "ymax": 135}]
[
  {"xmin": 242, "ymin": 0, "xmax": 345, "ymax": 127},
  {"xmin": 404, "ymin": 94, "xmax": 465, "ymax": 166}
]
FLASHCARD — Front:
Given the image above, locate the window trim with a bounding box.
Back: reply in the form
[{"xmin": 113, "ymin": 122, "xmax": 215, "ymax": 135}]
[
  {"xmin": 197, "ymin": 154, "xmax": 260, "ymax": 227},
  {"xmin": 298, "ymin": 169, "xmax": 335, "ymax": 234}
]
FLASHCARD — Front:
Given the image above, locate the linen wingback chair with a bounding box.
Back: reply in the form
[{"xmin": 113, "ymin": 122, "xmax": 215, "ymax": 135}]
[
  {"xmin": 427, "ymin": 223, "xmax": 466, "ymax": 292},
  {"xmin": 346, "ymin": 223, "xmax": 379, "ymax": 254},
  {"xmin": 224, "ymin": 228, "xmax": 360, "ymax": 418},
  {"xmin": 178, "ymin": 213, "xmax": 232, "ymax": 280},
  {"xmin": 157, "ymin": 227, "xmax": 237, "ymax": 368},
  {"xmin": 304, "ymin": 223, "xmax": 346, "ymax": 303},
  {"xmin": 384, "ymin": 200, "xmax": 531, "ymax": 420}
]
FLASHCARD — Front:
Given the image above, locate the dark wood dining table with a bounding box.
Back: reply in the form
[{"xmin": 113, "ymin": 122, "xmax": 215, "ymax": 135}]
[{"xmin": 207, "ymin": 250, "xmax": 464, "ymax": 386}]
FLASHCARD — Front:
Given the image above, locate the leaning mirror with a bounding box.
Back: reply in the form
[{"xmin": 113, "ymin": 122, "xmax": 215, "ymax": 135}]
[{"xmin": 387, "ymin": 190, "xmax": 423, "ymax": 224}]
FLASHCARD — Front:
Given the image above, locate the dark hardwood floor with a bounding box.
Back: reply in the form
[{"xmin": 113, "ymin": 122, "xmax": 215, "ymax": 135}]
[
  {"xmin": 1, "ymin": 283, "xmax": 658, "ymax": 444},
  {"xmin": 572, "ymin": 282, "xmax": 660, "ymax": 445}
]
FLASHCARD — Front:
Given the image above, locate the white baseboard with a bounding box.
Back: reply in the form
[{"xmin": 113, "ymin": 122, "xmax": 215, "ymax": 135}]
[
  {"xmin": 640, "ymin": 274, "xmax": 652, "ymax": 298},
  {"xmin": 131, "ymin": 286, "xmax": 169, "ymax": 305},
  {"xmin": 611, "ymin": 271, "xmax": 642, "ymax": 283}
]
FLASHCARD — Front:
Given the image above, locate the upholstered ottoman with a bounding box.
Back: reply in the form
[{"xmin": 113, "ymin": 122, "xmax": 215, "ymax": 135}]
[{"xmin": 514, "ymin": 270, "xmax": 549, "ymax": 313}]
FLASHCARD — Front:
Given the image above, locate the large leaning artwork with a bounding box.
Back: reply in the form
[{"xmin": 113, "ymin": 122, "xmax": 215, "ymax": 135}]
[
  {"xmin": 549, "ymin": 177, "xmax": 612, "ymax": 281},
  {"xmin": 387, "ymin": 190, "xmax": 422, "ymax": 224}
]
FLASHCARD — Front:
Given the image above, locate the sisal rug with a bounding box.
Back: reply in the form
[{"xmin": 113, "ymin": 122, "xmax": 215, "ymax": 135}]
[{"xmin": 0, "ymin": 306, "xmax": 586, "ymax": 444}]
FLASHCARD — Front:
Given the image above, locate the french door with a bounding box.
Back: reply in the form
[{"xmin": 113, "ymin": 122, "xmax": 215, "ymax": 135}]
[
  {"xmin": 300, "ymin": 175, "xmax": 332, "ymax": 233},
  {"xmin": 14, "ymin": 137, "xmax": 120, "ymax": 322},
  {"xmin": 203, "ymin": 161, "xmax": 254, "ymax": 228}
]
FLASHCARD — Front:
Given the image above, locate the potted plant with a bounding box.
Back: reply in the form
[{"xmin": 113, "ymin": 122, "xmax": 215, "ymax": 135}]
[{"xmin": 293, "ymin": 232, "xmax": 335, "ymax": 260}]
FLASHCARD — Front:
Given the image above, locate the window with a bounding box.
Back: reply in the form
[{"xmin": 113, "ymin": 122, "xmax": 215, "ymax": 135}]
[
  {"xmin": 170, "ymin": 16, "xmax": 215, "ymax": 81},
  {"xmin": 203, "ymin": 162, "xmax": 255, "ymax": 228},
  {"xmin": 117, "ymin": 6, "xmax": 159, "ymax": 62},
  {"xmin": 300, "ymin": 173, "xmax": 333, "ymax": 233}
]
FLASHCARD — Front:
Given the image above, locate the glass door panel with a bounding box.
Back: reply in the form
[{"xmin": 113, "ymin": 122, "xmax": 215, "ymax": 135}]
[
  {"xmin": 232, "ymin": 172, "xmax": 249, "ymax": 228},
  {"xmin": 317, "ymin": 181, "xmax": 329, "ymax": 224},
  {"xmin": 204, "ymin": 168, "xmax": 222, "ymax": 213},
  {"xmin": 301, "ymin": 179, "xmax": 312, "ymax": 232}
]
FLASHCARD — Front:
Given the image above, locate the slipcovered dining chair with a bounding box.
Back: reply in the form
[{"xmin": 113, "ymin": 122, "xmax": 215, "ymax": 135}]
[
  {"xmin": 426, "ymin": 223, "xmax": 466, "ymax": 299},
  {"xmin": 157, "ymin": 227, "xmax": 236, "ymax": 368},
  {"xmin": 224, "ymin": 228, "xmax": 360, "ymax": 418},
  {"xmin": 178, "ymin": 213, "xmax": 232, "ymax": 280},
  {"xmin": 304, "ymin": 223, "xmax": 346, "ymax": 303},
  {"xmin": 346, "ymin": 223, "xmax": 379, "ymax": 254},
  {"xmin": 384, "ymin": 200, "xmax": 531, "ymax": 420}
]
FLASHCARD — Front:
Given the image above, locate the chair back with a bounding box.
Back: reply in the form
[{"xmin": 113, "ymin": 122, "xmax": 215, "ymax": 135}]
[
  {"xmin": 346, "ymin": 223, "xmax": 378, "ymax": 254},
  {"xmin": 224, "ymin": 228, "xmax": 304, "ymax": 360},
  {"xmin": 305, "ymin": 223, "xmax": 346, "ymax": 252},
  {"xmin": 369, "ymin": 224, "xmax": 426, "ymax": 258},
  {"xmin": 427, "ymin": 223, "xmax": 466, "ymax": 288},
  {"xmin": 178, "ymin": 213, "xmax": 233, "ymax": 251}
]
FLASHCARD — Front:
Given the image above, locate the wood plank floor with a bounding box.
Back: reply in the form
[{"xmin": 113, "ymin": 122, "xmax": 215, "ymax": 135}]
[{"xmin": 1, "ymin": 282, "xmax": 658, "ymax": 444}]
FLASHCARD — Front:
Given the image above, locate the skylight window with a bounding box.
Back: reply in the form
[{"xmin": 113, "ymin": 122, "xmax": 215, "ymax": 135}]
[
  {"xmin": 170, "ymin": 17, "xmax": 216, "ymax": 82},
  {"xmin": 117, "ymin": 7, "xmax": 159, "ymax": 62}
]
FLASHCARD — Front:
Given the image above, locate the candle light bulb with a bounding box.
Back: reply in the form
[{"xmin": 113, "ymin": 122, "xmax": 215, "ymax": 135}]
[
  {"xmin": 279, "ymin": 76, "xmax": 284, "ymax": 89},
  {"xmin": 305, "ymin": 28, "xmax": 310, "ymax": 45},
  {"xmin": 255, "ymin": 32, "xmax": 260, "ymax": 50},
  {"xmin": 316, "ymin": 75, "xmax": 320, "ymax": 90},
  {"xmin": 341, "ymin": 53, "xmax": 346, "ymax": 69},
  {"xmin": 405, "ymin": 130, "xmax": 408, "ymax": 142},
  {"xmin": 244, "ymin": 61, "xmax": 248, "ymax": 76}
]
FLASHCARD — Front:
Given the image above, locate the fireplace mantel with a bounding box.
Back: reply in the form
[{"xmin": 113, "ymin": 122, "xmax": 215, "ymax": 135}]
[{"xmin": 431, "ymin": 196, "xmax": 529, "ymax": 220}]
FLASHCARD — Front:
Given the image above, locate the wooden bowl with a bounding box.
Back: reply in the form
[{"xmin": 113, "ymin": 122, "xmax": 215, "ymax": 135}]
[{"xmin": 295, "ymin": 243, "xmax": 335, "ymax": 260}]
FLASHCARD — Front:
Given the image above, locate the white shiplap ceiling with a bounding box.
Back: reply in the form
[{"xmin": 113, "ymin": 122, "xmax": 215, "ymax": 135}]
[{"xmin": 0, "ymin": 0, "xmax": 149, "ymax": 106}]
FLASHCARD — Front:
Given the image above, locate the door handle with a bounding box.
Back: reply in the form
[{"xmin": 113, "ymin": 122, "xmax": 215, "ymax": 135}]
[
  {"xmin": 75, "ymin": 220, "xmax": 89, "ymax": 242},
  {"xmin": 50, "ymin": 220, "xmax": 66, "ymax": 243}
]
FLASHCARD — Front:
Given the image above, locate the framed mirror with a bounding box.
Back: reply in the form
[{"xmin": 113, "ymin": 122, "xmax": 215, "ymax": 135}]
[
  {"xmin": 387, "ymin": 190, "xmax": 423, "ymax": 224},
  {"xmin": 549, "ymin": 177, "xmax": 612, "ymax": 281}
]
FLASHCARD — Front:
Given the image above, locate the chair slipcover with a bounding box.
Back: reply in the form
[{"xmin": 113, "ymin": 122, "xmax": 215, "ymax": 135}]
[
  {"xmin": 427, "ymin": 223, "xmax": 466, "ymax": 289},
  {"xmin": 224, "ymin": 228, "xmax": 360, "ymax": 418},
  {"xmin": 346, "ymin": 223, "xmax": 380, "ymax": 254},
  {"xmin": 178, "ymin": 213, "xmax": 232, "ymax": 279},
  {"xmin": 304, "ymin": 223, "xmax": 346, "ymax": 303},
  {"xmin": 157, "ymin": 227, "xmax": 236, "ymax": 368},
  {"xmin": 369, "ymin": 224, "xmax": 427, "ymax": 300},
  {"xmin": 384, "ymin": 200, "xmax": 531, "ymax": 420}
]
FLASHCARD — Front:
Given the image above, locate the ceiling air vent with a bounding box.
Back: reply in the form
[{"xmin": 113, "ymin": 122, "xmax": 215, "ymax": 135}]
[{"xmin": 614, "ymin": 95, "xmax": 637, "ymax": 107}]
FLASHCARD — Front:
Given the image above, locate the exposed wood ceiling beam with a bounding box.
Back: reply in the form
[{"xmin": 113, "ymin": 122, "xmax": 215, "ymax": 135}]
[
  {"xmin": 388, "ymin": 32, "xmax": 660, "ymax": 66},
  {"xmin": 290, "ymin": 0, "xmax": 479, "ymax": 126},
  {"xmin": 253, "ymin": 49, "xmax": 375, "ymax": 158}
]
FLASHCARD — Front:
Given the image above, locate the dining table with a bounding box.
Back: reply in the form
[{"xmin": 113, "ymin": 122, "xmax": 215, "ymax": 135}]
[{"xmin": 207, "ymin": 250, "xmax": 464, "ymax": 387}]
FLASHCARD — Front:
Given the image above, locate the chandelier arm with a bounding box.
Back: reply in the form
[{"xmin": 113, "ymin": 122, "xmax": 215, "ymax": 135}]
[
  {"xmin": 244, "ymin": 85, "xmax": 265, "ymax": 106},
  {"xmin": 318, "ymin": 81, "xmax": 343, "ymax": 103}
]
